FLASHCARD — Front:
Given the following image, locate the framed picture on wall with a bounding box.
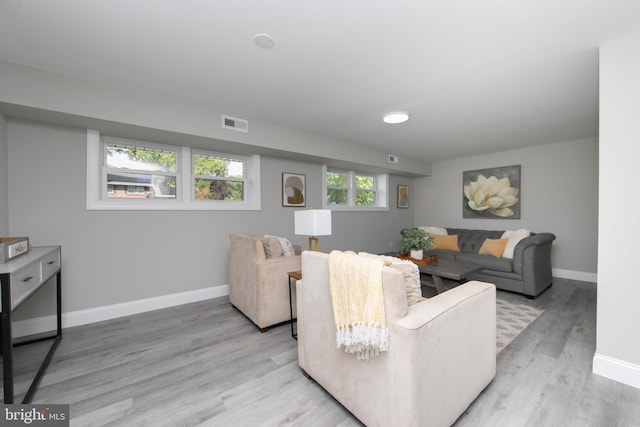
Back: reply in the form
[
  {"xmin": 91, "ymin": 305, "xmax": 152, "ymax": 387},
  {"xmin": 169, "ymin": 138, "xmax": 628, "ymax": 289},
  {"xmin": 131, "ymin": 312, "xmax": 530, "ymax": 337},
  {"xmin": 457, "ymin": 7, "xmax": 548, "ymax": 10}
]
[
  {"xmin": 463, "ymin": 164, "xmax": 521, "ymax": 218},
  {"xmin": 282, "ymin": 173, "xmax": 306, "ymax": 207},
  {"xmin": 397, "ymin": 185, "xmax": 410, "ymax": 208}
]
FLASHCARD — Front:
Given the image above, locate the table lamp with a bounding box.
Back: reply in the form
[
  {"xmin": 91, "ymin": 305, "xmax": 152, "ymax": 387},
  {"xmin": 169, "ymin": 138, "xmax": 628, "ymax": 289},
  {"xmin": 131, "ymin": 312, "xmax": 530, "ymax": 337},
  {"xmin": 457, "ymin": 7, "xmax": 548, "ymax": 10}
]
[{"xmin": 294, "ymin": 209, "xmax": 332, "ymax": 251}]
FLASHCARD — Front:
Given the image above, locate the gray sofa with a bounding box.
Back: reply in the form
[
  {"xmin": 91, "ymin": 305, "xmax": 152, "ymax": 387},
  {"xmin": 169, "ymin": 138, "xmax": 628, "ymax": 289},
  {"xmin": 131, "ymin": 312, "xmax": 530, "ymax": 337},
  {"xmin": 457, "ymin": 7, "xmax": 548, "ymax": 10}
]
[{"xmin": 423, "ymin": 228, "xmax": 556, "ymax": 298}]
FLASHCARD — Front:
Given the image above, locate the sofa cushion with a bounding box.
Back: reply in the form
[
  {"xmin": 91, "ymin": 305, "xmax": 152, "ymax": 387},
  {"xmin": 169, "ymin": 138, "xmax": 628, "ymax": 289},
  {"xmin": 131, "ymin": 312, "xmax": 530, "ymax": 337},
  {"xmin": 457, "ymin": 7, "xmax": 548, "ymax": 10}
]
[
  {"xmin": 501, "ymin": 229, "xmax": 531, "ymax": 259},
  {"xmin": 478, "ymin": 238, "xmax": 508, "ymax": 258},
  {"xmin": 456, "ymin": 253, "xmax": 513, "ymax": 273},
  {"xmin": 262, "ymin": 236, "xmax": 283, "ymax": 258},
  {"xmin": 433, "ymin": 234, "xmax": 460, "ymax": 252},
  {"xmin": 448, "ymin": 228, "xmax": 503, "ymax": 253}
]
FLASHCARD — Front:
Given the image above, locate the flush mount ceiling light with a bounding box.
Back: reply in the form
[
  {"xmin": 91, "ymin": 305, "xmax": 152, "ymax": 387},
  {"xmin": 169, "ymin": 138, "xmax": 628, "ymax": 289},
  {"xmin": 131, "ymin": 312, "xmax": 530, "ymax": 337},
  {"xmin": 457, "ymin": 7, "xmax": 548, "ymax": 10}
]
[
  {"xmin": 383, "ymin": 112, "xmax": 410, "ymax": 124},
  {"xmin": 253, "ymin": 33, "xmax": 274, "ymax": 49}
]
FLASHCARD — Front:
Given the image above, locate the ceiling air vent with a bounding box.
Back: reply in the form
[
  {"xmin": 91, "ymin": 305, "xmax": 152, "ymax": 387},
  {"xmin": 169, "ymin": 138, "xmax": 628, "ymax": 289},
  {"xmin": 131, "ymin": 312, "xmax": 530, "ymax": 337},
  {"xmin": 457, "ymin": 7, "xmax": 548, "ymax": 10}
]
[{"xmin": 222, "ymin": 115, "xmax": 249, "ymax": 133}]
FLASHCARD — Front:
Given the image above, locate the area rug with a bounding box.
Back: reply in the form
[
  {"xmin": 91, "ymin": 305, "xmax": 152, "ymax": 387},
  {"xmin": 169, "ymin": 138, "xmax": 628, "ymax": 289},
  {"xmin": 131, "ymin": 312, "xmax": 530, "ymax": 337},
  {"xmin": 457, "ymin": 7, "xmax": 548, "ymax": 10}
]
[{"xmin": 496, "ymin": 297, "xmax": 544, "ymax": 353}]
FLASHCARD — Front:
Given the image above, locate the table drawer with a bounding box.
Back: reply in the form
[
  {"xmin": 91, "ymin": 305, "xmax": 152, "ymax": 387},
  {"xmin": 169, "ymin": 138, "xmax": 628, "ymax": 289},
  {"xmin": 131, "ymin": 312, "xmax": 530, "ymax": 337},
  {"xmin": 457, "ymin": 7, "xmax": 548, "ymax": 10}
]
[
  {"xmin": 10, "ymin": 262, "xmax": 42, "ymax": 309},
  {"xmin": 41, "ymin": 249, "xmax": 60, "ymax": 280}
]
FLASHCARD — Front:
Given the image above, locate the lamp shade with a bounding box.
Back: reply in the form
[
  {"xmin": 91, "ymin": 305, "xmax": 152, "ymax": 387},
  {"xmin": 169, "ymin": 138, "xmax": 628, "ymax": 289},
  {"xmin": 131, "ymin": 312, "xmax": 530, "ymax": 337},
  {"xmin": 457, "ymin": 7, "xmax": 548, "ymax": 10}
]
[{"xmin": 294, "ymin": 209, "xmax": 332, "ymax": 236}]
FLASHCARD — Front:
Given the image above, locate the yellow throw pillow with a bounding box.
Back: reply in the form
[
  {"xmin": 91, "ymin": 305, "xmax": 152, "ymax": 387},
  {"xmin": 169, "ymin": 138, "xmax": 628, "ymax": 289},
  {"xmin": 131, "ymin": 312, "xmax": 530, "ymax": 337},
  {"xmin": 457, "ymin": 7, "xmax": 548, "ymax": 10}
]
[
  {"xmin": 433, "ymin": 234, "xmax": 460, "ymax": 252},
  {"xmin": 478, "ymin": 238, "xmax": 508, "ymax": 258}
]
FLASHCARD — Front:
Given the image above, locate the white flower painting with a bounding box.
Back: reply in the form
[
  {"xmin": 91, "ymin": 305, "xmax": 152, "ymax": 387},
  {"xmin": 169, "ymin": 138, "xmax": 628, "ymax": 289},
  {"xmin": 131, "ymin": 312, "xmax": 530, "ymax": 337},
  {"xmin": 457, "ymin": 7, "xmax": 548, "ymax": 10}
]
[{"xmin": 463, "ymin": 165, "xmax": 521, "ymax": 219}]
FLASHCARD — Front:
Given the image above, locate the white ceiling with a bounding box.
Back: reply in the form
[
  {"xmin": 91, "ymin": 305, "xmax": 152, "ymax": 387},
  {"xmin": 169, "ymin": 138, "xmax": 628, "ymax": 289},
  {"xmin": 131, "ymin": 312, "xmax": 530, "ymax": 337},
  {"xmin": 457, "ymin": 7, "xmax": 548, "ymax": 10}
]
[{"xmin": 1, "ymin": 0, "xmax": 640, "ymax": 162}]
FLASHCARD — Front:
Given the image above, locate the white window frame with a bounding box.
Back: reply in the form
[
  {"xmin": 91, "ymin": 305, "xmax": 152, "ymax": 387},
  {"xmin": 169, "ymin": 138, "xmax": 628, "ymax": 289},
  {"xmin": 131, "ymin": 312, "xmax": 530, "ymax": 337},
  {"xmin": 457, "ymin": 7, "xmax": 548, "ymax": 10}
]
[
  {"xmin": 86, "ymin": 129, "xmax": 261, "ymax": 210},
  {"xmin": 322, "ymin": 165, "xmax": 388, "ymax": 211}
]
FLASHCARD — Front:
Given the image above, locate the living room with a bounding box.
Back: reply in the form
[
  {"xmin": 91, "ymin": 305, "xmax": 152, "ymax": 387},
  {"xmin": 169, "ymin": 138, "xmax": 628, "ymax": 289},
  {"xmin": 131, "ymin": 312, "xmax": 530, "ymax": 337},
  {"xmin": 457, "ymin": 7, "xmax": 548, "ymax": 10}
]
[{"xmin": 1, "ymin": 1, "xmax": 639, "ymax": 425}]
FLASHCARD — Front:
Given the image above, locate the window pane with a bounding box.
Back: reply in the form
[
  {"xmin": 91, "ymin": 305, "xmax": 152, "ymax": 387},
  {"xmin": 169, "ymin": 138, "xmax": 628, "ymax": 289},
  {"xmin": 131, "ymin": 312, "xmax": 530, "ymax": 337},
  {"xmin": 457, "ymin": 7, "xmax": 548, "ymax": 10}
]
[
  {"xmin": 195, "ymin": 178, "xmax": 244, "ymax": 201},
  {"xmin": 107, "ymin": 172, "xmax": 176, "ymax": 199},
  {"xmin": 106, "ymin": 145, "xmax": 176, "ymax": 173},
  {"xmin": 194, "ymin": 154, "xmax": 243, "ymax": 178},
  {"xmin": 356, "ymin": 191, "xmax": 376, "ymax": 205},
  {"xmin": 327, "ymin": 172, "xmax": 347, "ymax": 188},
  {"xmin": 327, "ymin": 189, "xmax": 348, "ymax": 205},
  {"xmin": 356, "ymin": 175, "xmax": 375, "ymax": 190}
]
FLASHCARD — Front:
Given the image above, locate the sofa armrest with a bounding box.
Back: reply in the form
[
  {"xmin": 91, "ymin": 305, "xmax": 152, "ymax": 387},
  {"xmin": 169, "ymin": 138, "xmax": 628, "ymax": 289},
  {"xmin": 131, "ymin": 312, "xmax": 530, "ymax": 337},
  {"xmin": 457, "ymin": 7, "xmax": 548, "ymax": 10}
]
[
  {"xmin": 515, "ymin": 232, "xmax": 556, "ymax": 251},
  {"xmin": 512, "ymin": 233, "xmax": 555, "ymax": 297},
  {"xmin": 512, "ymin": 232, "xmax": 555, "ymax": 274}
]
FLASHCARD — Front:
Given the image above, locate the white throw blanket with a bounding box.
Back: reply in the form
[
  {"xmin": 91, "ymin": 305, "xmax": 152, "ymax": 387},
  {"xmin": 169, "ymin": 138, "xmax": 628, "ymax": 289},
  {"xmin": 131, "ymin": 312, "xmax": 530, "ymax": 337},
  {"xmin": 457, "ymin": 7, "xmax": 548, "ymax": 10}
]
[{"xmin": 328, "ymin": 250, "xmax": 390, "ymax": 361}]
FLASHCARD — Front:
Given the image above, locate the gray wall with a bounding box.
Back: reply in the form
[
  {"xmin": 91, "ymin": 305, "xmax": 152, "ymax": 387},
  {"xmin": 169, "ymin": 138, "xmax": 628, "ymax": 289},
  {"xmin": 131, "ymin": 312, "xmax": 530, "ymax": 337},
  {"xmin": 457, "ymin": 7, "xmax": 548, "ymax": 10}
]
[
  {"xmin": 0, "ymin": 113, "xmax": 7, "ymax": 235},
  {"xmin": 413, "ymin": 137, "xmax": 599, "ymax": 278},
  {"xmin": 596, "ymin": 32, "xmax": 640, "ymax": 383},
  {"xmin": 6, "ymin": 119, "xmax": 413, "ymax": 319}
]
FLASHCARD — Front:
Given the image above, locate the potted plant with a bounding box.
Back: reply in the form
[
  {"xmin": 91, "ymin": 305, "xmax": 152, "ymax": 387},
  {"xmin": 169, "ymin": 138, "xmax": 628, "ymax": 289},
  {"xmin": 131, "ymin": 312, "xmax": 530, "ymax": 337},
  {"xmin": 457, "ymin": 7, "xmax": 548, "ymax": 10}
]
[{"xmin": 399, "ymin": 228, "xmax": 434, "ymax": 260}]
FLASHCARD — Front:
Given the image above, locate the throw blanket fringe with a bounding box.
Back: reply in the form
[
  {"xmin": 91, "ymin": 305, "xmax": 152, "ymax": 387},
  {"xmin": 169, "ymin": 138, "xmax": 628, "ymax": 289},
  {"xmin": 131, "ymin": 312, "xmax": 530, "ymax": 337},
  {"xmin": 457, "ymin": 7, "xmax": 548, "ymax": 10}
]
[
  {"xmin": 336, "ymin": 323, "xmax": 389, "ymax": 361},
  {"xmin": 329, "ymin": 250, "xmax": 390, "ymax": 361}
]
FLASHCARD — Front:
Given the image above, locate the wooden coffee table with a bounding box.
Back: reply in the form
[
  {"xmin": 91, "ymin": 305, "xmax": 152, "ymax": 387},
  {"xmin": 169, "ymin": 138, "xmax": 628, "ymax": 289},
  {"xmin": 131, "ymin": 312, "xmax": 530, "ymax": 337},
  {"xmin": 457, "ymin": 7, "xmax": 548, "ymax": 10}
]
[{"xmin": 416, "ymin": 259, "xmax": 483, "ymax": 294}]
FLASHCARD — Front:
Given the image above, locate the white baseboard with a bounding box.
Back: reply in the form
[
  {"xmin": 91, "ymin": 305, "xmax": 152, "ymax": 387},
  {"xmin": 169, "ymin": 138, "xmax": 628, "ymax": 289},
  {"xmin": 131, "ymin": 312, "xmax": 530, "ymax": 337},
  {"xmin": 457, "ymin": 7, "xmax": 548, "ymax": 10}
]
[
  {"xmin": 13, "ymin": 284, "xmax": 230, "ymax": 338},
  {"xmin": 553, "ymin": 268, "xmax": 597, "ymax": 283},
  {"xmin": 593, "ymin": 353, "xmax": 640, "ymax": 390}
]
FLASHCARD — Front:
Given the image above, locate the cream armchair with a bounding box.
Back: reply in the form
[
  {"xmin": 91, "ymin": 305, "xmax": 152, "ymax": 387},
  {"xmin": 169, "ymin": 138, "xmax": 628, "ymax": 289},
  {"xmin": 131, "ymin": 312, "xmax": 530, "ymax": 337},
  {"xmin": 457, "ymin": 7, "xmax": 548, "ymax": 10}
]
[
  {"xmin": 297, "ymin": 251, "xmax": 496, "ymax": 427},
  {"xmin": 228, "ymin": 234, "xmax": 301, "ymax": 331}
]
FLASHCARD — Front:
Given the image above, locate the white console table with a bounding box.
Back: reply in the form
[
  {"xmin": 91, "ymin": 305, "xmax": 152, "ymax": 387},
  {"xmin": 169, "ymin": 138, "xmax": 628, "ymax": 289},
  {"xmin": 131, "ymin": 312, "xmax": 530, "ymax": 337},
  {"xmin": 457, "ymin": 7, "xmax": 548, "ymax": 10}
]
[{"xmin": 0, "ymin": 246, "xmax": 62, "ymax": 403}]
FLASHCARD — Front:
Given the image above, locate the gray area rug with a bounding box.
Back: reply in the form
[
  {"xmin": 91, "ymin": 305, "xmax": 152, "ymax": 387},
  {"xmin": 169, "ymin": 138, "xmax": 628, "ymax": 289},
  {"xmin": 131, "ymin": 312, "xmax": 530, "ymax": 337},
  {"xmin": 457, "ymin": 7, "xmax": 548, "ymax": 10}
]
[{"xmin": 496, "ymin": 297, "xmax": 544, "ymax": 353}]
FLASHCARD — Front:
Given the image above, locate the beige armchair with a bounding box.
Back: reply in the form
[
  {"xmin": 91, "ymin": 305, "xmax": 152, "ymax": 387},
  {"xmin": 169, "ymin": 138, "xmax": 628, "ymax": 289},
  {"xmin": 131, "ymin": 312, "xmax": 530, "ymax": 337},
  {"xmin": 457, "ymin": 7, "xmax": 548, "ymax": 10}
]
[
  {"xmin": 228, "ymin": 234, "xmax": 301, "ymax": 331},
  {"xmin": 297, "ymin": 250, "xmax": 496, "ymax": 427}
]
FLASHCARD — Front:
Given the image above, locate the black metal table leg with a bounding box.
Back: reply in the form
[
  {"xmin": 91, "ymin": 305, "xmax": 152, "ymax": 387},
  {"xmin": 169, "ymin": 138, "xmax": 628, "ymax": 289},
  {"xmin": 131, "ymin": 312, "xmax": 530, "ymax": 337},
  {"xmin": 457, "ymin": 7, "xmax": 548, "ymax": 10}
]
[{"xmin": 288, "ymin": 275, "xmax": 296, "ymax": 339}]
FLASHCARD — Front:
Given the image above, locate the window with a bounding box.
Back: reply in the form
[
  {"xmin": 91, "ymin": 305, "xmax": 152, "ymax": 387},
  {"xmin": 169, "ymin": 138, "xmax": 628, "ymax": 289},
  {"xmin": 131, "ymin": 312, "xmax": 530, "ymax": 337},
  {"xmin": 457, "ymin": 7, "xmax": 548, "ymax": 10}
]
[
  {"xmin": 323, "ymin": 166, "xmax": 388, "ymax": 210},
  {"xmin": 192, "ymin": 152, "xmax": 245, "ymax": 201},
  {"xmin": 326, "ymin": 170, "xmax": 348, "ymax": 205},
  {"xmin": 105, "ymin": 142, "xmax": 178, "ymax": 200},
  {"xmin": 87, "ymin": 130, "xmax": 260, "ymax": 210},
  {"xmin": 355, "ymin": 174, "xmax": 376, "ymax": 206}
]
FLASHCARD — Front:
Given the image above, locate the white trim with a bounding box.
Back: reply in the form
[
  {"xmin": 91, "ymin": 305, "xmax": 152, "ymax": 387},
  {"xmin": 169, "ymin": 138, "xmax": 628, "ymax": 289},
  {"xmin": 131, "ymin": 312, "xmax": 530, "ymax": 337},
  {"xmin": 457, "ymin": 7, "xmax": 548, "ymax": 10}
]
[
  {"xmin": 322, "ymin": 165, "xmax": 389, "ymax": 211},
  {"xmin": 593, "ymin": 353, "xmax": 640, "ymax": 390},
  {"xmin": 86, "ymin": 130, "xmax": 261, "ymax": 210},
  {"xmin": 86, "ymin": 129, "xmax": 101, "ymax": 209},
  {"xmin": 13, "ymin": 284, "xmax": 229, "ymax": 338},
  {"xmin": 552, "ymin": 268, "xmax": 597, "ymax": 283}
]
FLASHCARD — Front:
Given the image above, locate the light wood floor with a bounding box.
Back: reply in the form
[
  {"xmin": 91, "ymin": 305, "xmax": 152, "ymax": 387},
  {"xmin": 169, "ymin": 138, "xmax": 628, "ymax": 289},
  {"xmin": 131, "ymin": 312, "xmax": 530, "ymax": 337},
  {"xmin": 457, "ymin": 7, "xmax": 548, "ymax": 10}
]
[{"xmin": 5, "ymin": 278, "xmax": 640, "ymax": 426}]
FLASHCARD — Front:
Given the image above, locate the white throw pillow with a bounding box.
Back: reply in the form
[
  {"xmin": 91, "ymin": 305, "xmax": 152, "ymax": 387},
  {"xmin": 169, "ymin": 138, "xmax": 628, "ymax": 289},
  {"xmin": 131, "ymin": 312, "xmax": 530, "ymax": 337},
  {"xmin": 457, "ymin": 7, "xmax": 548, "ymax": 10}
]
[
  {"xmin": 501, "ymin": 229, "xmax": 531, "ymax": 259},
  {"xmin": 359, "ymin": 252, "xmax": 424, "ymax": 305},
  {"xmin": 418, "ymin": 226, "xmax": 448, "ymax": 236}
]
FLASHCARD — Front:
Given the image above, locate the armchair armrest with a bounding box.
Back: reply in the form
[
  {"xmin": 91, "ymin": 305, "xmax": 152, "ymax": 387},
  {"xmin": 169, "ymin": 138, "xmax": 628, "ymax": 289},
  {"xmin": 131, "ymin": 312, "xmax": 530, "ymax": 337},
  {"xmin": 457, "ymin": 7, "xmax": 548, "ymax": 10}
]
[
  {"xmin": 395, "ymin": 280, "xmax": 495, "ymax": 330},
  {"xmin": 389, "ymin": 281, "xmax": 496, "ymax": 427},
  {"xmin": 255, "ymin": 254, "xmax": 302, "ymax": 267}
]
